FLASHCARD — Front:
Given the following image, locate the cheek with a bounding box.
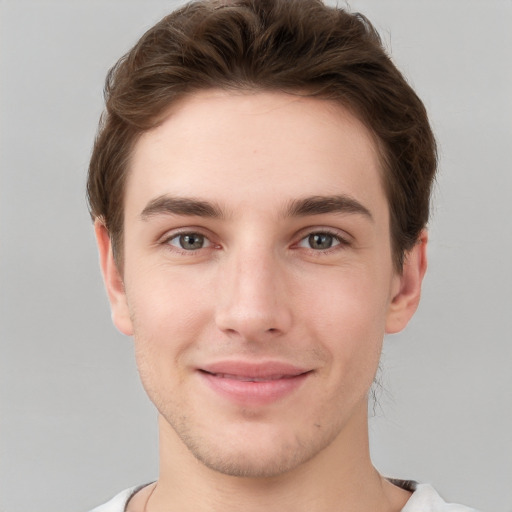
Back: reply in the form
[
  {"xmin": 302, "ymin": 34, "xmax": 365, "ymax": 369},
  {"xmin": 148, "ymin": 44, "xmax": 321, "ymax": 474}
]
[
  {"xmin": 301, "ymin": 269, "xmax": 389, "ymax": 382},
  {"xmin": 125, "ymin": 268, "xmax": 215, "ymax": 380},
  {"xmin": 126, "ymin": 261, "xmax": 214, "ymax": 332},
  {"xmin": 303, "ymin": 264, "xmax": 391, "ymax": 334},
  {"xmin": 128, "ymin": 286, "xmax": 207, "ymax": 417}
]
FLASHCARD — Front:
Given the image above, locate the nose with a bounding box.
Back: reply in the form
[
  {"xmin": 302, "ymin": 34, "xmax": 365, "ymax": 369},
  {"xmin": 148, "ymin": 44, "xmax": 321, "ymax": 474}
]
[{"xmin": 214, "ymin": 246, "xmax": 293, "ymax": 341}]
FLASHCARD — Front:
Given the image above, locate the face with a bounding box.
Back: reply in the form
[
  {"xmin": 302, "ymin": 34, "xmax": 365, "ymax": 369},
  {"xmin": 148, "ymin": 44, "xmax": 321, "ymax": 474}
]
[{"xmin": 97, "ymin": 91, "xmax": 425, "ymax": 478}]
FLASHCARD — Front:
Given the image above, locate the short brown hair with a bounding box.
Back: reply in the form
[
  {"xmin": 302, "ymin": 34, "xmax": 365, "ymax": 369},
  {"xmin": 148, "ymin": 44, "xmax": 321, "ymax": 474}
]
[{"xmin": 87, "ymin": 0, "xmax": 437, "ymax": 270}]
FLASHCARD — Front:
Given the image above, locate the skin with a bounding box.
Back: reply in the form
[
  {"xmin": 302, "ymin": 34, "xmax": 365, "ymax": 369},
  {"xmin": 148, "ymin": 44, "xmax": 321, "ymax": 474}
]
[{"xmin": 96, "ymin": 90, "xmax": 427, "ymax": 512}]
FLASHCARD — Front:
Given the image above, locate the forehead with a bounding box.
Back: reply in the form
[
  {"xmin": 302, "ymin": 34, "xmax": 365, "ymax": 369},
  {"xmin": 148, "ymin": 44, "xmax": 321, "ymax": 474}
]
[{"xmin": 126, "ymin": 90, "xmax": 386, "ymax": 219}]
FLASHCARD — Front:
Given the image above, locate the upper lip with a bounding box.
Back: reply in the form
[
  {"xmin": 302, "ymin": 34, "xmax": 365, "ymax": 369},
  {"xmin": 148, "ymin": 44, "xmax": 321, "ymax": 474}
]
[{"xmin": 198, "ymin": 361, "xmax": 311, "ymax": 380}]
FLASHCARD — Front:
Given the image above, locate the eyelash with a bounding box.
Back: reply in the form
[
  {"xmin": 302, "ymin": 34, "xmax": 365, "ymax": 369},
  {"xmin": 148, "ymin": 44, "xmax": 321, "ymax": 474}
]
[
  {"xmin": 160, "ymin": 228, "xmax": 351, "ymax": 255},
  {"xmin": 161, "ymin": 229, "xmax": 216, "ymax": 255},
  {"xmin": 295, "ymin": 230, "xmax": 350, "ymax": 253}
]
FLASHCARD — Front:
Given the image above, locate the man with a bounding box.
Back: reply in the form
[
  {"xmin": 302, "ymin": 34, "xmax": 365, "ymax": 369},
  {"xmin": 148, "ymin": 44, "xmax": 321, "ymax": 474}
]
[{"xmin": 87, "ymin": 0, "xmax": 477, "ymax": 510}]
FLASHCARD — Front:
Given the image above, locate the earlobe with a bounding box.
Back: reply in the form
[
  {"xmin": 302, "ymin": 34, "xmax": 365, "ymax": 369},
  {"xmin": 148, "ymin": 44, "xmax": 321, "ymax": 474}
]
[
  {"xmin": 385, "ymin": 230, "xmax": 428, "ymax": 334},
  {"xmin": 94, "ymin": 220, "xmax": 134, "ymax": 336}
]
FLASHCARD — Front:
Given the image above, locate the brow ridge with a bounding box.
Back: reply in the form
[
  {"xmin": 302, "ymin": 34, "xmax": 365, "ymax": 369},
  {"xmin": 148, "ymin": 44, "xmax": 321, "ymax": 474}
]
[
  {"xmin": 285, "ymin": 195, "xmax": 373, "ymax": 220},
  {"xmin": 141, "ymin": 195, "xmax": 224, "ymax": 220},
  {"xmin": 140, "ymin": 194, "xmax": 372, "ymax": 222}
]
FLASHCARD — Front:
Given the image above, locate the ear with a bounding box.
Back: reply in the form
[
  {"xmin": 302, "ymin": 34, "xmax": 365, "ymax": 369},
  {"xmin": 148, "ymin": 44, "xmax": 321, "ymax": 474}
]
[
  {"xmin": 385, "ymin": 230, "xmax": 428, "ymax": 334},
  {"xmin": 94, "ymin": 220, "xmax": 134, "ymax": 336}
]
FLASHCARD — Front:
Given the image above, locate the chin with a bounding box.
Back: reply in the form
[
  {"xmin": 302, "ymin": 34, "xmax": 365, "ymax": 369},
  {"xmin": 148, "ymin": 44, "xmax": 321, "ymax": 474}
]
[
  {"xmin": 168, "ymin": 413, "xmax": 342, "ymax": 479},
  {"xmin": 186, "ymin": 442, "xmax": 311, "ymax": 478}
]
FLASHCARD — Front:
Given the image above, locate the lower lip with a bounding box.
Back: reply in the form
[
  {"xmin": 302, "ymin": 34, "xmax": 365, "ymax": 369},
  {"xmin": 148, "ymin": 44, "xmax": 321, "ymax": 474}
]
[{"xmin": 199, "ymin": 371, "xmax": 310, "ymax": 406}]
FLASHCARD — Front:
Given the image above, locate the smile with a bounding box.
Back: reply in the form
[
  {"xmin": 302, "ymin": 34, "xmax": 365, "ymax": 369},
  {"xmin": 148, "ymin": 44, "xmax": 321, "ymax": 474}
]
[
  {"xmin": 204, "ymin": 372, "xmax": 301, "ymax": 382},
  {"xmin": 197, "ymin": 362, "xmax": 312, "ymax": 406}
]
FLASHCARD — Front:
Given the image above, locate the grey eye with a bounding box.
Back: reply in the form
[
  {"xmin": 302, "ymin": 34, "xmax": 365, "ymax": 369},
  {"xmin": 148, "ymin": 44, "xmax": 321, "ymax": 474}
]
[
  {"xmin": 308, "ymin": 233, "xmax": 335, "ymax": 250},
  {"xmin": 297, "ymin": 232, "xmax": 341, "ymax": 250},
  {"xmin": 169, "ymin": 233, "xmax": 208, "ymax": 250}
]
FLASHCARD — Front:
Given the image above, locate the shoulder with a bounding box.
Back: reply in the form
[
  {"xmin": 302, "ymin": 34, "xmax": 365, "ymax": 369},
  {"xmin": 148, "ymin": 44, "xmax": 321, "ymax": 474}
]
[
  {"xmin": 88, "ymin": 485, "xmax": 149, "ymax": 512},
  {"xmin": 401, "ymin": 482, "xmax": 480, "ymax": 512}
]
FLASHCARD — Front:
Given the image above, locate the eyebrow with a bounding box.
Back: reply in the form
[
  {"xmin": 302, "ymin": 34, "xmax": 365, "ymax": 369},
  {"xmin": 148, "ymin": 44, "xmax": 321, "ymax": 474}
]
[
  {"xmin": 285, "ymin": 195, "xmax": 373, "ymax": 221},
  {"xmin": 140, "ymin": 195, "xmax": 224, "ymax": 220},
  {"xmin": 140, "ymin": 194, "xmax": 373, "ymax": 222}
]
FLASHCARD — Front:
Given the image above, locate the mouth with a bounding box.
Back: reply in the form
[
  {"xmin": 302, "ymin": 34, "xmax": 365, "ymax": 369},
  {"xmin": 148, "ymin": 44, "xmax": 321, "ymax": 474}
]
[
  {"xmin": 197, "ymin": 361, "xmax": 312, "ymax": 405},
  {"xmin": 201, "ymin": 372, "xmax": 306, "ymax": 382}
]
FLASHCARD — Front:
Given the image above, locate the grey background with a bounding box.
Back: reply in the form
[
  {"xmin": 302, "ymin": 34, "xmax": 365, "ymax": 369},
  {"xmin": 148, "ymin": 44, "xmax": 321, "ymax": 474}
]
[{"xmin": 1, "ymin": 1, "xmax": 510, "ymax": 511}]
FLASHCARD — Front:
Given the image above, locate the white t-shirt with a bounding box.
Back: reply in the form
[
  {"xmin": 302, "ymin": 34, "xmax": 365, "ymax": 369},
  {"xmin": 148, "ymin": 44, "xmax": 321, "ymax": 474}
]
[{"xmin": 89, "ymin": 480, "xmax": 479, "ymax": 512}]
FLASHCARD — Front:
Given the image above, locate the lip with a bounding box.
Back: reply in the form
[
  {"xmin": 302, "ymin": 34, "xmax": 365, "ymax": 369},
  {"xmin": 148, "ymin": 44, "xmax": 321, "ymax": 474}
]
[{"xmin": 197, "ymin": 361, "xmax": 312, "ymax": 406}]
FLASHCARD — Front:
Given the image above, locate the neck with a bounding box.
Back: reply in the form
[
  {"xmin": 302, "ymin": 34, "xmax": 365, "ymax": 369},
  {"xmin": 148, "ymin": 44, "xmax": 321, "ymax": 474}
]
[{"xmin": 142, "ymin": 405, "xmax": 410, "ymax": 512}]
